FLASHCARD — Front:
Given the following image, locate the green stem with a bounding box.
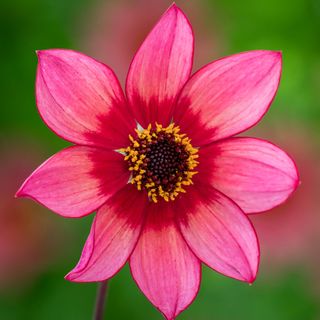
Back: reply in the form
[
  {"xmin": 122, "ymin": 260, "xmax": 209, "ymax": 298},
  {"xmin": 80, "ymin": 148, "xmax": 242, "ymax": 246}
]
[{"xmin": 93, "ymin": 280, "xmax": 109, "ymax": 320}]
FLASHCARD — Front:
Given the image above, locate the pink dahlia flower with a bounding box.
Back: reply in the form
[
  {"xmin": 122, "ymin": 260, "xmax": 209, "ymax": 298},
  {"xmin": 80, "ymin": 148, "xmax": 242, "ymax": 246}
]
[{"xmin": 17, "ymin": 4, "xmax": 299, "ymax": 319}]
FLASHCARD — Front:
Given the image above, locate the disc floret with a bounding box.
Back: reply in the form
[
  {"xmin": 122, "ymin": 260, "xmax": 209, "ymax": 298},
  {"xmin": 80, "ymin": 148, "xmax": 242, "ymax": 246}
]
[{"xmin": 120, "ymin": 123, "xmax": 199, "ymax": 203}]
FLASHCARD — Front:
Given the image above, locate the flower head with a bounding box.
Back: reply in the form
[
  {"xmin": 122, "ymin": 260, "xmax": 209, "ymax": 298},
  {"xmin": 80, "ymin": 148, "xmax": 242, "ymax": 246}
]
[{"xmin": 16, "ymin": 4, "xmax": 299, "ymax": 319}]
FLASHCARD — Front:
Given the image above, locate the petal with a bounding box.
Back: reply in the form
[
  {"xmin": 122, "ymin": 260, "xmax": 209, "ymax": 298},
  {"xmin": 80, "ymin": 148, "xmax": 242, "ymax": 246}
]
[
  {"xmin": 174, "ymin": 50, "xmax": 282, "ymax": 146},
  {"xmin": 126, "ymin": 4, "xmax": 194, "ymax": 127},
  {"xmin": 36, "ymin": 49, "xmax": 135, "ymax": 149},
  {"xmin": 66, "ymin": 185, "xmax": 146, "ymax": 282},
  {"xmin": 198, "ymin": 137, "xmax": 299, "ymax": 213},
  {"xmin": 176, "ymin": 185, "xmax": 259, "ymax": 283},
  {"xmin": 130, "ymin": 202, "xmax": 201, "ymax": 320},
  {"xmin": 16, "ymin": 146, "xmax": 129, "ymax": 217}
]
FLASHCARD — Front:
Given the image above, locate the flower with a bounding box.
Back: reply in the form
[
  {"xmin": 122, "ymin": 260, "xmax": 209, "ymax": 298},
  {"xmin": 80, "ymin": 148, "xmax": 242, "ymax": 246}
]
[{"xmin": 16, "ymin": 4, "xmax": 299, "ymax": 319}]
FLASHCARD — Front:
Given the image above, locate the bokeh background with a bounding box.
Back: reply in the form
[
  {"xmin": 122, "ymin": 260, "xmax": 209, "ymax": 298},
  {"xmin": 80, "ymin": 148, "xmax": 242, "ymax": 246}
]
[{"xmin": 1, "ymin": 0, "xmax": 319, "ymax": 319}]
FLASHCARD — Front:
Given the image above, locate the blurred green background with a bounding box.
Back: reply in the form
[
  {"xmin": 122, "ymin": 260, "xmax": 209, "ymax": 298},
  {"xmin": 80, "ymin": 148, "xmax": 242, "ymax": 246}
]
[{"xmin": 0, "ymin": 0, "xmax": 319, "ymax": 319}]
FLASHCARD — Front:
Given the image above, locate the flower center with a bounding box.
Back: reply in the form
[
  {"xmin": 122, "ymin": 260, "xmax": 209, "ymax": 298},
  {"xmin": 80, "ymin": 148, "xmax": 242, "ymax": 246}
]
[{"xmin": 120, "ymin": 123, "xmax": 199, "ymax": 203}]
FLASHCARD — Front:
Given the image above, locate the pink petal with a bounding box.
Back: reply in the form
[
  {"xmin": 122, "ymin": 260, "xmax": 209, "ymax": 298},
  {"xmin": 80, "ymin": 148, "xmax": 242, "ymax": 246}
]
[
  {"xmin": 66, "ymin": 185, "xmax": 146, "ymax": 282},
  {"xmin": 126, "ymin": 4, "xmax": 194, "ymax": 127},
  {"xmin": 36, "ymin": 49, "xmax": 135, "ymax": 149},
  {"xmin": 130, "ymin": 202, "xmax": 201, "ymax": 320},
  {"xmin": 174, "ymin": 50, "xmax": 282, "ymax": 146},
  {"xmin": 16, "ymin": 146, "xmax": 129, "ymax": 217},
  {"xmin": 198, "ymin": 137, "xmax": 299, "ymax": 213},
  {"xmin": 176, "ymin": 185, "xmax": 259, "ymax": 283}
]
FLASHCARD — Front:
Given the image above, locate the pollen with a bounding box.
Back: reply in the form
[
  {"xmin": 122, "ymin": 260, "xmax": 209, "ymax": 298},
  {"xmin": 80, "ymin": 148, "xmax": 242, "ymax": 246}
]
[{"xmin": 119, "ymin": 123, "xmax": 199, "ymax": 203}]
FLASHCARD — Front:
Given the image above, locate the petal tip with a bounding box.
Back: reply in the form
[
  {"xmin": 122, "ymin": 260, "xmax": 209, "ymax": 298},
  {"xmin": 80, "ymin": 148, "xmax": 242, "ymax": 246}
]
[
  {"xmin": 262, "ymin": 50, "xmax": 282, "ymax": 67},
  {"xmin": 161, "ymin": 2, "xmax": 180, "ymax": 23},
  {"xmin": 235, "ymin": 268, "xmax": 258, "ymax": 284},
  {"xmin": 36, "ymin": 49, "xmax": 65, "ymax": 62},
  {"xmin": 64, "ymin": 270, "xmax": 110, "ymax": 283},
  {"xmin": 36, "ymin": 50, "xmax": 46, "ymax": 65},
  {"xmin": 168, "ymin": 2, "xmax": 189, "ymax": 21},
  {"xmin": 274, "ymin": 50, "xmax": 282, "ymax": 56},
  {"xmin": 268, "ymin": 50, "xmax": 282, "ymax": 69},
  {"xmin": 165, "ymin": 2, "xmax": 187, "ymax": 20},
  {"xmin": 15, "ymin": 181, "xmax": 28, "ymax": 199},
  {"xmin": 64, "ymin": 270, "xmax": 87, "ymax": 283},
  {"xmin": 294, "ymin": 175, "xmax": 301, "ymax": 190},
  {"xmin": 236, "ymin": 266, "xmax": 258, "ymax": 284},
  {"xmin": 168, "ymin": 2, "xmax": 178, "ymax": 11},
  {"xmin": 273, "ymin": 50, "xmax": 282, "ymax": 63},
  {"xmin": 281, "ymin": 149, "xmax": 300, "ymax": 197},
  {"xmin": 293, "ymin": 161, "xmax": 300, "ymax": 189},
  {"xmin": 64, "ymin": 272, "xmax": 91, "ymax": 283},
  {"xmin": 257, "ymin": 50, "xmax": 282, "ymax": 66},
  {"xmin": 263, "ymin": 49, "xmax": 282, "ymax": 57},
  {"xmin": 64, "ymin": 271, "xmax": 77, "ymax": 282},
  {"xmin": 36, "ymin": 49, "xmax": 54, "ymax": 65},
  {"xmin": 64, "ymin": 273, "xmax": 72, "ymax": 281},
  {"xmin": 14, "ymin": 190, "xmax": 23, "ymax": 198},
  {"xmin": 247, "ymin": 271, "xmax": 258, "ymax": 284},
  {"xmin": 36, "ymin": 49, "xmax": 48, "ymax": 59}
]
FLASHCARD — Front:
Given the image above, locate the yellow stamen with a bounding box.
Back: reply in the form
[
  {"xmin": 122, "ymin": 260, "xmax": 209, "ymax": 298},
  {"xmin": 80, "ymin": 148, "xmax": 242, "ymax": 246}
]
[{"xmin": 121, "ymin": 123, "xmax": 199, "ymax": 203}]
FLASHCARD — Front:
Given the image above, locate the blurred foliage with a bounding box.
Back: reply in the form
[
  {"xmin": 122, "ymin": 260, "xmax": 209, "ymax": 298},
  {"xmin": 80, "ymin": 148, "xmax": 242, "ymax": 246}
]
[
  {"xmin": 0, "ymin": 0, "xmax": 88, "ymax": 150},
  {"xmin": 0, "ymin": 265, "xmax": 318, "ymax": 319},
  {"xmin": 210, "ymin": 0, "xmax": 320, "ymax": 139},
  {"xmin": 0, "ymin": 0, "xmax": 319, "ymax": 319}
]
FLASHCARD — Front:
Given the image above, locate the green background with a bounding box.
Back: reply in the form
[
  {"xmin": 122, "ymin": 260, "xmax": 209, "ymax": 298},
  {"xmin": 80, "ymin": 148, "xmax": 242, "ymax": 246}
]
[{"xmin": 0, "ymin": 0, "xmax": 319, "ymax": 319}]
